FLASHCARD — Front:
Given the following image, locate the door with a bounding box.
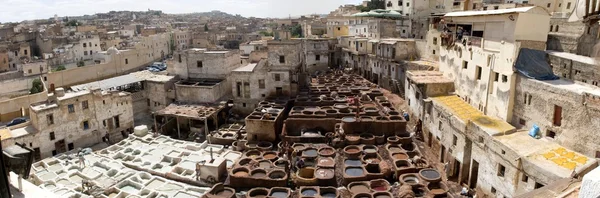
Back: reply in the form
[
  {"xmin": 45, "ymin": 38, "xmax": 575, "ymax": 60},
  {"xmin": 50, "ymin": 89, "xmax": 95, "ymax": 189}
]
[
  {"xmin": 470, "ymin": 160, "xmax": 479, "ymax": 189},
  {"xmin": 54, "ymin": 139, "xmax": 67, "ymax": 154},
  {"xmin": 553, "ymin": 105, "xmax": 562, "ymax": 126},
  {"xmin": 440, "ymin": 145, "xmax": 446, "ymax": 162}
]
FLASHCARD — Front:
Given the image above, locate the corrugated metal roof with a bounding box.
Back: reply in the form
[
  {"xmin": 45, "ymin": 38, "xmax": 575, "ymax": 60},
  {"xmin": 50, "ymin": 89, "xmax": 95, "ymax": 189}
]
[
  {"xmin": 71, "ymin": 74, "xmax": 142, "ymax": 91},
  {"xmin": 444, "ymin": 6, "xmax": 537, "ymax": 17}
]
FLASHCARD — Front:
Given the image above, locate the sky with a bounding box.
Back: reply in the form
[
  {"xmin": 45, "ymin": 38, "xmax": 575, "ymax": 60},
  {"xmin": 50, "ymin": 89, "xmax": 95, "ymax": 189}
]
[{"xmin": 0, "ymin": 0, "xmax": 364, "ymax": 23}]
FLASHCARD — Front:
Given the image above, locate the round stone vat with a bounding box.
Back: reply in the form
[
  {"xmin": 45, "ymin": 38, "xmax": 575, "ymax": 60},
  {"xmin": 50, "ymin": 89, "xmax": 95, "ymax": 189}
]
[
  {"xmin": 298, "ymin": 167, "xmax": 315, "ymax": 179},
  {"xmin": 362, "ymin": 145, "xmax": 378, "ymax": 154},
  {"xmin": 315, "ymin": 168, "xmax": 335, "ymax": 180},
  {"xmin": 412, "ymin": 184, "xmax": 428, "ymax": 197},
  {"xmin": 215, "ymin": 188, "xmax": 234, "ymax": 197},
  {"xmin": 352, "ymin": 193, "xmax": 373, "ymax": 198},
  {"xmin": 419, "ymin": 168, "xmax": 442, "ymax": 183},
  {"xmin": 348, "ymin": 182, "xmax": 370, "ymax": 194},
  {"xmin": 320, "ymin": 187, "xmax": 337, "ymax": 198},
  {"xmin": 370, "ymin": 179, "xmax": 390, "ymax": 192},
  {"xmin": 427, "ymin": 181, "xmax": 449, "ymax": 196},
  {"xmin": 401, "ymin": 142, "xmax": 416, "ymax": 152},
  {"xmin": 262, "ymin": 151, "xmax": 278, "ymax": 161},
  {"xmin": 237, "ymin": 158, "xmax": 253, "ymax": 166},
  {"xmin": 345, "ymin": 167, "xmax": 365, "ymax": 177},
  {"xmin": 317, "ymin": 157, "xmax": 335, "ymax": 167},
  {"xmin": 257, "ymin": 142, "xmax": 273, "ymax": 151},
  {"xmin": 344, "ymin": 146, "xmax": 362, "ymax": 157},
  {"xmin": 387, "ymin": 136, "xmax": 400, "ymax": 144},
  {"xmin": 400, "ymin": 173, "xmax": 422, "ymax": 186},
  {"xmin": 232, "ymin": 167, "xmax": 249, "ymax": 177},
  {"xmin": 391, "ymin": 152, "xmax": 409, "ymax": 160},
  {"xmin": 373, "ymin": 192, "xmax": 393, "ymax": 198},
  {"xmin": 245, "ymin": 150, "xmax": 262, "ymax": 158},
  {"xmin": 250, "ymin": 169, "xmax": 267, "ymax": 178},
  {"xmin": 268, "ymin": 170, "xmax": 286, "ymax": 179},
  {"xmin": 248, "ymin": 188, "xmax": 269, "ymax": 198},
  {"xmin": 258, "ymin": 160, "xmax": 272, "ymax": 168},
  {"xmin": 359, "ymin": 133, "xmax": 375, "ymax": 145},
  {"xmin": 269, "ymin": 188, "xmax": 290, "ymax": 198},
  {"xmin": 318, "ymin": 147, "xmax": 336, "ymax": 157},
  {"xmin": 302, "ymin": 148, "xmax": 319, "ymax": 158},
  {"xmin": 293, "ymin": 144, "xmax": 306, "ymax": 151},
  {"xmin": 300, "ymin": 187, "xmax": 318, "ymax": 197},
  {"xmin": 274, "ymin": 159, "xmax": 289, "ymax": 168},
  {"xmin": 387, "ymin": 145, "xmax": 403, "ymax": 153}
]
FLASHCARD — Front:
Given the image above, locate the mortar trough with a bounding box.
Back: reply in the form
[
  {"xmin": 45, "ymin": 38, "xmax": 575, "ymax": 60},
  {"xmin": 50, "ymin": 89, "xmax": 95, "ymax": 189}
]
[{"xmin": 345, "ymin": 167, "xmax": 366, "ymax": 177}]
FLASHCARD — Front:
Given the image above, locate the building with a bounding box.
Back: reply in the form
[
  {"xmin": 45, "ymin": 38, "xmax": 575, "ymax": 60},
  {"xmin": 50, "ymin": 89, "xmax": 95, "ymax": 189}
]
[
  {"xmin": 173, "ymin": 49, "xmax": 241, "ymax": 79},
  {"xmin": 302, "ymin": 38, "xmax": 338, "ymax": 73},
  {"xmin": 326, "ymin": 17, "xmax": 350, "ymax": 38},
  {"xmin": 228, "ymin": 60, "xmax": 271, "ymax": 114},
  {"xmin": 14, "ymin": 87, "xmax": 134, "ymax": 159},
  {"xmin": 0, "ymin": 49, "xmax": 8, "ymax": 72},
  {"xmin": 173, "ymin": 30, "xmax": 192, "ymax": 50},
  {"xmin": 433, "ymin": 6, "xmax": 551, "ymax": 122}
]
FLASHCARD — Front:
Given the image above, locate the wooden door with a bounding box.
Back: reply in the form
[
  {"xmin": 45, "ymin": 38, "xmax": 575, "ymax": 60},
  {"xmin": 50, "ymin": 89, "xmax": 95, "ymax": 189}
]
[
  {"xmin": 553, "ymin": 105, "xmax": 562, "ymax": 126},
  {"xmin": 55, "ymin": 139, "xmax": 67, "ymax": 154}
]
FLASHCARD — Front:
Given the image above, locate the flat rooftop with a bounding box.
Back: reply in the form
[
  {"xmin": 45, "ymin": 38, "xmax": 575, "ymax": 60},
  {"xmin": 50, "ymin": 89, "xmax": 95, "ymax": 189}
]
[
  {"xmin": 233, "ymin": 63, "xmax": 257, "ymax": 72},
  {"xmin": 406, "ymin": 70, "xmax": 453, "ymax": 84},
  {"xmin": 494, "ymin": 130, "xmax": 597, "ymax": 178},
  {"xmin": 156, "ymin": 103, "xmax": 225, "ymax": 120},
  {"xmin": 176, "ymin": 78, "xmax": 224, "ymax": 87},
  {"xmin": 531, "ymin": 78, "xmax": 600, "ymax": 97},
  {"xmin": 71, "ymin": 71, "xmax": 175, "ymax": 92},
  {"xmin": 547, "ymin": 50, "xmax": 596, "ymax": 65},
  {"xmin": 430, "ymin": 95, "xmax": 515, "ymax": 135}
]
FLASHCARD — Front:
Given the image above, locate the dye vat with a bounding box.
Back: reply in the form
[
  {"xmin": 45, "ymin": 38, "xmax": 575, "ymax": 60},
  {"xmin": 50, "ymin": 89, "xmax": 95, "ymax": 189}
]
[
  {"xmin": 363, "ymin": 146, "xmax": 377, "ymax": 154},
  {"xmin": 392, "ymin": 153, "xmax": 409, "ymax": 160},
  {"xmin": 387, "ymin": 146, "xmax": 403, "ymax": 153},
  {"xmin": 269, "ymin": 170, "xmax": 286, "ymax": 179},
  {"xmin": 301, "ymin": 188, "xmax": 318, "ymax": 196},
  {"xmin": 270, "ymin": 191, "xmax": 289, "ymax": 198},
  {"xmin": 303, "ymin": 149, "xmax": 318, "ymax": 158},
  {"xmin": 318, "ymin": 147, "xmax": 335, "ymax": 157},
  {"xmin": 251, "ymin": 170, "xmax": 267, "ymax": 178},
  {"xmin": 345, "ymin": 167, "xmax": 364, "ymax": 177},
  {"xmin": 373, "ymin": 192, "xmax": 392, "ymax": 198},
  {"xmin": 419, "ymin": 169, "xmax": 441, "ymax": 183},
  {"xmin": 349, "ymin": 183, "xmax": 370, "ymax": 194},
  {"xmin": 320, "ymin": 188, "xmax": 337, "ymax": 198},
  {"xmin": 233, "ymin": 168, "xmax": 249, "ymax": 177},
  {"xmin": 344, "ymin": 159, "xmax": 362, "ymax": 166},
  {"xmin": 215, "ymin": 189, "xmax": 234, "ymax": 197},
  {"xmin": 315, "ymin": 168, "xmax": 335, "ymax": 179},
  {"xmin": 400, "ymin": 174, "xmax": 421, "ymax": 186},
  {"xmin": 258, "ymin": 160, "xmax": 272, "ymax": 168},
  {"xmin": 263, "ymin": 152, "xmax": 278, "ymax": 161},
  {"xmin": 317, "ymin": 157, "xmax": 335, "ymax": 167}
]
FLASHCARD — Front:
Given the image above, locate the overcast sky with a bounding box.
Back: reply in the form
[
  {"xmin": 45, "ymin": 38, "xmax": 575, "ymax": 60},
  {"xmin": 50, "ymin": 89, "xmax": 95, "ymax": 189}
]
[{"xmin": 0, "ymin": 0, "xmax": 364, "ymax": 23}]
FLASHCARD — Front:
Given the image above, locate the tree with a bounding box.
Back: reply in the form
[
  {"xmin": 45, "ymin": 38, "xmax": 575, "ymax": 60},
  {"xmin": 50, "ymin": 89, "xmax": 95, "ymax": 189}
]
[
  {"xmin": 259, "ymin": 31, "xmax": 273, "ymax": 36},
  {"xmin": 30, "ymin": 79, "xmax": 43, "ymax": 94},
  {"xmin": 290, "ymin": 24, "xmax": 303, "ymax": 38},
  {"xmin": 66, "ymin": 20, "xmax": 79, "ymax": 26},
  {"xmin": 204, "ymin": 24, "xmax": 209, "ymax": 31},
  {"xmin": 359, "ymin": 0, "xmax": 386, "ymax": 12},
  {"xmin": 77, "ymin": 61, "xmax": 85, "ymax": 67},
  {"xmin": 53, "ymin": 65, "xmax": 66, "ymax": 72}
]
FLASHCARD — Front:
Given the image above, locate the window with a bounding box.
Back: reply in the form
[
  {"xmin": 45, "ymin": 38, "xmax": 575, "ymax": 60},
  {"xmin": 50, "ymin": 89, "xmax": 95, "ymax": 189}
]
[
  {"xmin": 553, "ymin": 105, "xmax": 562, "ymax": 126},
  {"xmin": 279, "ymin": 56, "xmax": 285, "ymax": 63},
  {"xmin": 432, "ymin": 50, "xmax": 436, "ymax": 55},
  {"xmin": 406, "ymin": 3, "xmax": 409, "ymax": 6},
  {"xmin": 125, "ymin": 59, "xmax": 128, "ymax": 64},
  {"xmin": 178, "ymin": 54, "xmax": 182, "ymax": 63},
  {"xmin": 114, "ymin": 116, "xmax": 120, "ymax": 128},
  {"xmin": 523, "ymin": 0, "xmax": 528, "ymax": 3},
  {"xmin": 258, "ymin": 79, "xmax": 265, "ymax": 89},
  {"xmin": 567, "ymin": 2, "xmax": 572, "ymax": 9},
  {"xmin": 478, "ymin": 136, "xmax": 484, "ymax": 143},
  {"xmin": 316, "ymin": 55, "xmax": 320, "ymax": 61},
  {"xmin": 559, "ymin": 3, "xmax": 562, "ymax": 7},
  {"xmin": 68, "ymin": 104, "xmax": 75, "ymax": 113},
  {"xmin": 83, "ymin": 121, "xmax": 89, "ymax": 130},
  {"xmin": 546, "ymin": 130, "xmax": 556, "ymax": 138},
  {"xmin": 274, "ymin": 73, "xmax": 281, "ymax": 81},
  {"xmin": 83, "ymin": 43, "xmax": 87, "ymax": 47},
  {"xmin": 502, "ymin": 75, "xmax": 508, "ymax": 83},
  {"xmin": 197, "ymin": 61, "xmax": 203, "ymax": 68},
  {"xmin": 519, "ymin": 118, "xmax": 526, "ymax": 126},
  {"xmin": 535, "ymin": 182, "xmax": 544, "ymax": 189},
  {"xmin": 82, "ymin": 100, "xmax": 88, "ymax": 110},
  {"xmin": 491, "ymin": 187, "xmax": 496, "ymax": 193},
  {"xmin": 497, "ymin": 164, "xmax": 506, "ymax": 177},
  {"xmin": 47, "ymin": 114, "xmax": 54, "ymax": 125},
  {"xmin": 452, "ymin": 135, "xmax": 457, "ymax": 146},
  {"xmin": 462, "ymin": 61, "xmax": 468, "ymax": 69},
  {"xmin": 550, "ymin": 25, "xmax": 553, "ymax": 32},
  {"xmin": 68, "ymin": 143, "xmax": 74, "ymax": 151},
  {"xmin": 103, "ymin": 120, "xmax": 106, "ymax": 127},
  {"xmin": 84, "ymin": 51, "xmax": 88, "ymax": 56},
  {"xmin": 243, "ymin": 103, "xmax": 247, "ymax": 107},
  {"xmin": 398, "ymin": 1, "xmax": 402, "ymax": 6},
  {"xmin": 522, "ymin": 174, "xmax": 529, "ymax": 182},
  {"xmin": 438, "ymin": 121, "xmax": 442, "ymax": 130},
  {"xmin": 453, "ymin": 2, "xmax": 460, "ymax": 6},
  {"xmin": 494, "ymin": 6, "xmax": 499, "ymax": 10},
  {"xmin": 50, "ymin": 132, "xmax": 55, "ymax": 140},
  {"xmin": 433, "ymin": 37, "xmax": 437, "ymax": 45},
  {"xmin": 337, "ymin": 27, "xmax": 341, "ymax": 31},
  {"xmin": 28, "ymin": 69, "xmax": 32, "ymax": 74},
  {"xmin": 555, "ymin": 25, "xmax": 559, "ymax": 32},
  {"xmin": 52, "ymin": 150, "xmax": 57, "ymax": 156},
  {"xmin": 547, "ymin": 3, "xmax": 551, "ymax": 7},
  {"xmin": 501, "ymin": 150, "xmax": 506, "ymax": 154},
  {"xmin": 483, "ymin": 6, "xmax": 488, "ymax": 10},
  {"xmin": 494, "ymin": 72, "xmax": 499, "ymax": 82},
  {"xmin": 476, "ymin": 66, "xmax": 482, "ymax": 80}
]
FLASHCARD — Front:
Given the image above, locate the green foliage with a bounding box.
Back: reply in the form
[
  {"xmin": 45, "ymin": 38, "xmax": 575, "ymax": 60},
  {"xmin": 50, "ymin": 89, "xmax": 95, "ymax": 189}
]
[
  {"xmin": 357, "ymin": 5, "xmax": 370, "ymax": 12},
  {"xmin": 170, "ymin": 35, "xmax": 176, "ymax": 52},
  {"xmin": 259, "ymin": 31, "xmax": 273, "ymax": 36},
  {"xmin": 204, "ymin": 24, "xmax": 209, "ymax": 31},
  {"xmin": 65, "ymin": 20, "xmax": 79, "ymax": 26},
  {"xmin": 30, "ymin": 79, "xmax": 43, "ymax": 94},
  {"xmin": 290, "ymin": 24, "xmax": 303, "ymax": 38},
  {"xmin": 77, "ymin": 61, "xmax": 85, "ymax": 67},
  {"xmin": 53, "ymin": 65, "xmax": 66, "ymax": 72},
  {"xmin": 358, "ymin": 0, "xmax": 386, "ymax": 12}
]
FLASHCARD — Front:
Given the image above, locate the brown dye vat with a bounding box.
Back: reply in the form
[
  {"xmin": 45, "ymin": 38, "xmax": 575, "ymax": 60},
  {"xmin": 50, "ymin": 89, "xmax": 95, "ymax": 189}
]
[
  {"xmin": 319, "ymin": 147, "xmax": 335, "ymax": 157},
  {"xmin": 263, "ymin": 153, "xmax": 278, "ymax": 161},
  {"xmin": 346, "ymin": 135, "xmax": 360, "ymax": 142},
  {"xmin": 387, "ymin": 146, "xmax": 403, "ymax": 153},
  {"xmin": 349, "ymin": 183, "xmax": 370, "ymax": 194},
  {"xmin": 233, "ymin": 168, "xmax": 249, "ymax": 177},
  {"xmin": 251, "ymin": 170, "xmax": 267, "ymax": 178},
  {"xmin": 363, "ymin": 156, "xmax": 381, "ymax": 164},
  {"xmin": 269, "ymin": 170, "xmax": 286, "ymax": 179},
  {"xmin": 392, "ymin": 153, "xmax": 409, "ymax": 160},
  {"xmin": 344, "ymin": 146, "xmax": 361, "ymax": 155},
  {"xmin": 258, "ymin": 160, "xmax": 272, "ymax": 168},
  {"xmin": 293, "ymin": 144, "xmax": 306, "ymax": 151},
  {"xmin": 216, "ymin": 189, "xmax": 234, "ymax": 197}
]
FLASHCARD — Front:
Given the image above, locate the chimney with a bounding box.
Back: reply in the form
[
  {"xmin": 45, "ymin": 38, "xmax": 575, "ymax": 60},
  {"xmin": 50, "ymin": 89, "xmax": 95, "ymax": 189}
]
[
  {"xmin": 47, "ymin": 92, "xmax": 56, "ymax": 103},
  {"xmin": 55, "ymin": 87, "xmax": 65, "ymax": 97}
]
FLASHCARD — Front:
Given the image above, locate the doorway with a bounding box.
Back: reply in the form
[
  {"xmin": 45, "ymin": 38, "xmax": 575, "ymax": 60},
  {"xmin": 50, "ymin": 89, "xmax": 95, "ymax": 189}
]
[
  {"xmin": 470, "ymin": 160, "xmax": 479, "ymax": 189},
  {"xmin": 553, "ymin": 105, "xmax": 562, "ymax": 126},
  {"xmin": 54, "ymin": 139, "xmax": 67, "ymax": 154},
  {"xmin": 448, "ymin": 158, "xmax": 461, "ymax": 182},
  {"xmin": 440, "ymin": 145, "xmax": 446, "ymax": 162}
]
